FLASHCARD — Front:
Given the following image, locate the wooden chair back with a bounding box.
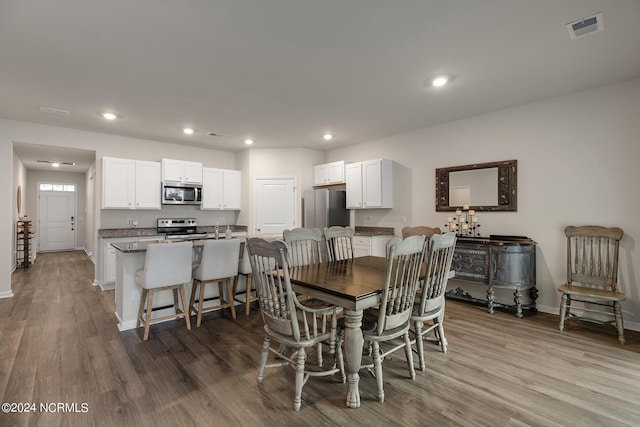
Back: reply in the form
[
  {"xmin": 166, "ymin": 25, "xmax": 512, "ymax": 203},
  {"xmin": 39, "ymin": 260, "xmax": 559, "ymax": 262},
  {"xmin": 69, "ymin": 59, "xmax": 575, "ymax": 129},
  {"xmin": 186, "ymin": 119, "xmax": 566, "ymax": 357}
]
[
  {"xmin": 401, "ymin": 226, "xmax": 441, "ymax": 239},
  {"xmin": 324, "ymin": 226, "xmax": 354, "ymax": 261},
  {"xmin": 416, "ymin": 232, "xmax": 457, "ymax": 316},
  {"xmin": 283, "ymin": 228, "xmax": 323, "ymax": 267},
  {"xmin": 373, "ymin": 235, "xmax": 427, "ymax": 336},
  {"xmin": 565, "ymin": 225, "xmax": 624, "ymax": 292}
]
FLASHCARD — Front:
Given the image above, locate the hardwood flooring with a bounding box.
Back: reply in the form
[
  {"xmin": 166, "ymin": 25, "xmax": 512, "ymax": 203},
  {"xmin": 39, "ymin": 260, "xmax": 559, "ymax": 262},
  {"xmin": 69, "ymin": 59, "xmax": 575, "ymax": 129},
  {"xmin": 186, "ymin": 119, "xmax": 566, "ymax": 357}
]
[{"xmin": 2, "ymin": 251, "xmax": 640, "ymax": 426}]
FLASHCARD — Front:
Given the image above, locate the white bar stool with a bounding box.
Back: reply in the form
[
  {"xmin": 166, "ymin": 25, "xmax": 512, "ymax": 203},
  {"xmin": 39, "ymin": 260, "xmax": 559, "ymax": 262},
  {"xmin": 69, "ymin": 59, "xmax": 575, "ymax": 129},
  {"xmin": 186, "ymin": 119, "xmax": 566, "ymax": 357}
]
[
  {"xmin": 190, "ymin": 239, "xmax": 241, "ymax": 326},
  {"xmin": 135, "ymin": 241, "xmax": 194, "ymax": 341}
]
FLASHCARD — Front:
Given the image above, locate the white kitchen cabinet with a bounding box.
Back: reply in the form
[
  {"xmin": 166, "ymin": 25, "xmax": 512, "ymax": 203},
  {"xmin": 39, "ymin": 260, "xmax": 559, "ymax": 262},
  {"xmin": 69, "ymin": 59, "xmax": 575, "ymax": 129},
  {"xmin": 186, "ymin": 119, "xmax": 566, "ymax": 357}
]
[
  {"xmin": 134, "ymin": 160, "xmax": 162, "ymax": 209},
  {"xmin": 162, "ymin": 158, "xmax": 203, "ymax": 184},
  {"xmin": 353, "ymin": 235, "xmax": 394, "ymax": 257},
  {"xmin": 345, "ymin": 159, "xmax": 393, "ymax": 209},
  {"xmin": 102, "ymin": 157, "xmax": 161, "ymax": 209},
  {"xmin": 314, "ymin": 160, "xmax": 345, "ymax": 186},
  {"xmin": 201, "ymin": 168, "xmax": 242, "ymax": 210}
]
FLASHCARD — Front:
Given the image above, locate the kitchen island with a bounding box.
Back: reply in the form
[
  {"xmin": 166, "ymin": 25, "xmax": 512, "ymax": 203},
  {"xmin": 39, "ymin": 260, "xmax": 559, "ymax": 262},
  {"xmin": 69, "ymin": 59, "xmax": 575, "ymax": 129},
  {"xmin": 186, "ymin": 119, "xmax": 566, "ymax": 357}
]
[{"xmin": 110, "ymin": 234, "xmax": 282, "ymax": 332}]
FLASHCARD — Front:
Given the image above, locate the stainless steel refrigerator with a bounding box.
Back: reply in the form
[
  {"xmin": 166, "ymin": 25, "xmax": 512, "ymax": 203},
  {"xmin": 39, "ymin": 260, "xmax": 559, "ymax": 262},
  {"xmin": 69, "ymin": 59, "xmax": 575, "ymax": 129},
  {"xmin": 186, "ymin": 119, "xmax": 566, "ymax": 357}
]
[{"xmin": 303, "ymin": 188, "xmax": 350, "ymax": 229}]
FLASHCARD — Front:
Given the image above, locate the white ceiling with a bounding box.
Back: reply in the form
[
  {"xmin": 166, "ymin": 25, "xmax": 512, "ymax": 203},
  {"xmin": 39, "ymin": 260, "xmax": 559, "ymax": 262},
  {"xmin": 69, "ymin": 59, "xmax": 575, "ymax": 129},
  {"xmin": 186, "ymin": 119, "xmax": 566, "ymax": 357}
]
[{"xmin": 3, "ymin": 1, "xmax": 640, "ymax": 169}]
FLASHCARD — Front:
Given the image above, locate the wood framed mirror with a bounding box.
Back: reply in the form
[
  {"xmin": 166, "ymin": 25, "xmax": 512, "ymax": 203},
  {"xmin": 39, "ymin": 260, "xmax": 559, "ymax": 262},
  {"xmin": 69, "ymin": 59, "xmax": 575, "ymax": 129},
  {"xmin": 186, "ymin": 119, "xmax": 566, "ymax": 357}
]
[{"xmin": 435, "ymin": 159, "xmax": 517, "ymax": 212}]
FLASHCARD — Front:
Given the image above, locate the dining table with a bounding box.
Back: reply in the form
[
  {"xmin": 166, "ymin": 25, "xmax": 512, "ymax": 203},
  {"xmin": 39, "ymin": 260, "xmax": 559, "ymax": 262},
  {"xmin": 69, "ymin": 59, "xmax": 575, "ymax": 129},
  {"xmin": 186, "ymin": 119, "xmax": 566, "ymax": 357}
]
[{"xmin": 288, "ymin": 255, "xmax": 391, "ymax": 409}]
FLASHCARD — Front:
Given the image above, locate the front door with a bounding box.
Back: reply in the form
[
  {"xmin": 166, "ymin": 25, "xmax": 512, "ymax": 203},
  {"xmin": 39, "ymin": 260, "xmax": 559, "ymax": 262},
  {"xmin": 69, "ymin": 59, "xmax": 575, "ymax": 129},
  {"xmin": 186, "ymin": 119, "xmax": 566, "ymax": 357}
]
[
  {"xmin": 253, "ymin": 178, "xmax": 296, "ymax": 235},
  {"xmin": 38, "ymin": 184, "xmax": 76, "ymax": 251}
]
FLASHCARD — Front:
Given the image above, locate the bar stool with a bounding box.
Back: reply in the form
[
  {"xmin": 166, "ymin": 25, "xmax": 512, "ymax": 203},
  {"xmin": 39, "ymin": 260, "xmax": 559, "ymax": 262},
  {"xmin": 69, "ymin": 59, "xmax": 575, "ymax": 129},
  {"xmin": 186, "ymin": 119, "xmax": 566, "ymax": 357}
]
[
  {"xmin": 190, "ymin": 239, "xmax": 241, "ymax": 326},
  {"xmin": 135, "ymin": 241, "xmax": 193, "ymax": 341},
  {"xmin": 232, "ymin": 242, "xmax": 258, "ymax": 316}
]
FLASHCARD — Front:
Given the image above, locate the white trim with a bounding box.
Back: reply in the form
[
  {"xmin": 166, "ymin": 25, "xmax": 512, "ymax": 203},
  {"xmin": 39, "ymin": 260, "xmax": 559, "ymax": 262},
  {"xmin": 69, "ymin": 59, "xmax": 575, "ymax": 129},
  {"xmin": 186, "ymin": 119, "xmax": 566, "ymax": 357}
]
[{"xmin": 0, "ymin": 290, "xmax": 15, "ymax": 299}]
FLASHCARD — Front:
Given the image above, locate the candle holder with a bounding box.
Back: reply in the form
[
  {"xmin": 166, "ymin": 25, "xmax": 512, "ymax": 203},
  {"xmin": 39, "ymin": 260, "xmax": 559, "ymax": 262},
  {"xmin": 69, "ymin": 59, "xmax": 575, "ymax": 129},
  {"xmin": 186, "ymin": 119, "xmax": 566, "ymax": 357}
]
[{"xmin": 445, "ymin": 206, "xmax": 482, "ymax": 237}]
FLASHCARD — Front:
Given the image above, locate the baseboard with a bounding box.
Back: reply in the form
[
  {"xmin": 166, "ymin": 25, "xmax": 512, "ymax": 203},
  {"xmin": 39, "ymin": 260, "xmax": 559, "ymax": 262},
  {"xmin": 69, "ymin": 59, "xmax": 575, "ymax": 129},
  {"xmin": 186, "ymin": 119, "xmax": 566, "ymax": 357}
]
[
  {"xmin": 0, "ymin": 290, "xmax": 15, "ymax": 299},
  {"xmin": 100, "ymin": 283, "xmax": 115, "ymax": 291}
]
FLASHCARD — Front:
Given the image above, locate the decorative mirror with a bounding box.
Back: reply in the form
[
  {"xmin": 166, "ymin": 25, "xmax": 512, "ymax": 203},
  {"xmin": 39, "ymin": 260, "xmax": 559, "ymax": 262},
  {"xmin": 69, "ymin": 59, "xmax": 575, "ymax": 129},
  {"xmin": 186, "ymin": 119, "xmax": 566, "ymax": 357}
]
[
  {"xmin": 17, "ymin": 185, "xmax": 22, "ymax": 215},
  {"xmin": 435, "ymin": 160, "xmax": 517, "ymax": 211}
]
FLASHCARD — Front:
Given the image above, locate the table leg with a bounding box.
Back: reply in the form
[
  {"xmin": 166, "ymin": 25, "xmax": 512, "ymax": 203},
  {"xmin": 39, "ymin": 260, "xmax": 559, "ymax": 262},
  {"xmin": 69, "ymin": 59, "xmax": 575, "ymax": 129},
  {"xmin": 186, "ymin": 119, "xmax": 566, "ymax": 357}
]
[{"xmin": 343, "ymin": 308, "xmax": 364, "ymax": 408}]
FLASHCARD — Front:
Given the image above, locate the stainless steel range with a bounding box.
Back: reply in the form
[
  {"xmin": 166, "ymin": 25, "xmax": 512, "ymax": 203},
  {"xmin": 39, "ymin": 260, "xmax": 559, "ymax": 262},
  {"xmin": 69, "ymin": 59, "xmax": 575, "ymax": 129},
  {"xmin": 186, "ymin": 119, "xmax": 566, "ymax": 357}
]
[{"xmin": 157, "ymin": 218, "xmax": 208, "ymax": 240}]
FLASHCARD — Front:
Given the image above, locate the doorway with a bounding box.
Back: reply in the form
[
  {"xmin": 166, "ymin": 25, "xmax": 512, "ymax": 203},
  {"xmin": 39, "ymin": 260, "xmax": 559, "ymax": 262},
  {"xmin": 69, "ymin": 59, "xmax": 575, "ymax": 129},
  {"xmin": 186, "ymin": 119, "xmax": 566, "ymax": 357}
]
[
  {"xmin": 37, "ymin": 182, "xmax": 77, "ymax": 251},
  {"xmin": 253, "ymin": 177, "xmax": 296, "ymax": 235}
]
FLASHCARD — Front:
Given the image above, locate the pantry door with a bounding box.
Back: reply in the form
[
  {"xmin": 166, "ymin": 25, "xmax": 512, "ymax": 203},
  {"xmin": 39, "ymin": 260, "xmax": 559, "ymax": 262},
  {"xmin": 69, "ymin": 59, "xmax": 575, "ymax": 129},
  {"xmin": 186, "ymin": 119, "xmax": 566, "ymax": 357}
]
[{"xmin": 253, "ymin": 178, "xmax": 296, "ymax": 236}]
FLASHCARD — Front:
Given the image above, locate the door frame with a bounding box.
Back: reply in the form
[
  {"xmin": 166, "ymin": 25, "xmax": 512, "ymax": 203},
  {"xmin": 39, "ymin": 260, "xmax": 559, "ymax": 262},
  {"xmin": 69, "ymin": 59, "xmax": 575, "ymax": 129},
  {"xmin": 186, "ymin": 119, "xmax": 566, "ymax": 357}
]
[{"xmin": 252, "ymin": 176, "xmax": 297, "ymax": 235}]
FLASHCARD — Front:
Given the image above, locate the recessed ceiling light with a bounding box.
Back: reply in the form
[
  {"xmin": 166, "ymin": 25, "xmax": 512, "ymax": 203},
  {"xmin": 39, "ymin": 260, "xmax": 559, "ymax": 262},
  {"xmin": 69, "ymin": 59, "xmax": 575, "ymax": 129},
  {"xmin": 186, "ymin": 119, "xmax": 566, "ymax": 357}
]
[
  {"xmin": 432, "ymin": 76, "xmax": 449, "ymax": 87},
  {"xmin": 244, "ymin": 139, "xmax": 254, "ymax": 145},
  {"xmin": 102, "ymin": 112, "xmax": 117, "ymax": 120},
  {"xmin": 323, "ymin": 133, "xmax": 333, "ymax": 141},
  {"xmin": 183, "ymin": 127, "xmax": 195, "ymax": 135},
  {"xmin": 51, "ymin": 162, "xmax": 60, "ymax": 168}
]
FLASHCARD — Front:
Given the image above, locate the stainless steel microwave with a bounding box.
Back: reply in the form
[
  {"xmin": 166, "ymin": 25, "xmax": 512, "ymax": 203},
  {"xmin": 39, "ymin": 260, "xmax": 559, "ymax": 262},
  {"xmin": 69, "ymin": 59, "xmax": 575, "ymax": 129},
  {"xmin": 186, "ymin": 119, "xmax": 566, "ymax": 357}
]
[{"xmin": 161, "ymin": 183, "xmax": 202, "ymax": 205}]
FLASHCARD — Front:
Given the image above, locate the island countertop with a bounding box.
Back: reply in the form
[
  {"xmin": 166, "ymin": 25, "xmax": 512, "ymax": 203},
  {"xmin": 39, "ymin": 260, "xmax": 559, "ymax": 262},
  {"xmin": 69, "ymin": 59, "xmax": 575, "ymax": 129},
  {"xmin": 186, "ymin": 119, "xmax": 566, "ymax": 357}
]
[{"xmin": 99, "ymin": 225, "xmax": 248, "ymax": 239}]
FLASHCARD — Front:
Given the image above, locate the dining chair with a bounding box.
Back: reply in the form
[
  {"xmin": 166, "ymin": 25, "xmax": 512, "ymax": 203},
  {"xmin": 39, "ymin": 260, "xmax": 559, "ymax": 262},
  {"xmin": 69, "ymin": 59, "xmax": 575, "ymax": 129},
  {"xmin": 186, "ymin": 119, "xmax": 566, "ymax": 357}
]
[
  {"xmin": 283, "ymin": 228, "xmax": 323, "ymax": 267},
  {"xmin": 283, "ymin": 227, "xmax": 339, "ymax": 367},
  {"xmin": 232, "ymin": 242, "xmax": 258, "ymax": 316},
  {"xmin": 190, "ymin": 238, "xmax": 241, "ymax": 326},
  {"xmin": 401, "ymin": 226, "xmax": 441, "ymax": 240},
  {"xmin": 246, "ymin": 238, "xmax": 345, "ymax": 411},
  {"xmin": 411, "ymin": 232, "xmax": 457, "ymax": 371},
  {"xmin": 558, "ymin": 225, "xmax": 626, "ymax": 344},
  {"xmin": 347, "ymin": 235, "xmax": 427, "ymax": 403},
  {"xmin": 324, "ymin": 226, "xmax": 355, "ymax": 261},
  {"xmin": 135, "ymin": 241, "xmax": 193, "ymax": 341}
]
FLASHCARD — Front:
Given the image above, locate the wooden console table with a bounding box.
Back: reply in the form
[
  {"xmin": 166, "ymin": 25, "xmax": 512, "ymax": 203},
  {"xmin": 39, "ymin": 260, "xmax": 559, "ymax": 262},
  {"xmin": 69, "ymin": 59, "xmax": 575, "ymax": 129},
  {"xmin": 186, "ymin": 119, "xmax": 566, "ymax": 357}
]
[{"xmin": 446, "ymin": 235, "xmax": 536, "ymax": 317}]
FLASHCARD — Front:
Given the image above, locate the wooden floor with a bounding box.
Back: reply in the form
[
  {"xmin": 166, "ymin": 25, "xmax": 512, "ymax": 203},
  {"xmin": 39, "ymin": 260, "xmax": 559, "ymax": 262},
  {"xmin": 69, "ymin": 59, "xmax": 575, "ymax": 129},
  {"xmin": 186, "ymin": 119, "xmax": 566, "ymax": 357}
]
[{"xmin": 2, "ymin": 251, "xmax": 640, "ymax": 426}]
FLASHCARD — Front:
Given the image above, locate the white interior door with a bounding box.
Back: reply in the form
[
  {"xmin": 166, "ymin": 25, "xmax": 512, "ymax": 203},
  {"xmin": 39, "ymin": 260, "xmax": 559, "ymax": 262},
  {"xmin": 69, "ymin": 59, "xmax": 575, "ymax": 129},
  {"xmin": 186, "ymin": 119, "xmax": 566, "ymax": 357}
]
[
  {"xmin": 38, "ymin": 190, "xmax": 76, "ymax": 251},
  {"xmin": 253, "ymin": 178, "xmax": 295, "ymax": 235}
]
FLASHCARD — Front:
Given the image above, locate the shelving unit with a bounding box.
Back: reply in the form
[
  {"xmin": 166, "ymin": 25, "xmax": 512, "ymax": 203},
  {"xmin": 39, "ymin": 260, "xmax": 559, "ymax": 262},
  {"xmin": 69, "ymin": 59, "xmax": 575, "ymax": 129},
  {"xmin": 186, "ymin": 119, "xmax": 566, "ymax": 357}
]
[{"xmin": 16, "ymin": 220, "xmax": 36, "ymax": 268}]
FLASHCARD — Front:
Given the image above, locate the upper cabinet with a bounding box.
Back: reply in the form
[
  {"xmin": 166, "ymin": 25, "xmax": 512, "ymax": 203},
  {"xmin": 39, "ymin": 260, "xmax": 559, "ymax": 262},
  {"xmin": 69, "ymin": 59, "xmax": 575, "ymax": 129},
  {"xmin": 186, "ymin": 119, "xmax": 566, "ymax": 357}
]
[
  {"xmin": 314, "ymin": 160, "xmax": 345, "ymax": 186},
  {"xmin": 345, "ymin": 159, "xmax": 393, "ymax": 209},
  {"xmin": 102, "ymin": 157, "xmax": 161, "ymax": 209},
  {"xmin": 162, "ymin": 158, "xmax": 203, "ymax": 184},
  {"xmin": 201, "ymin": 167, "xmax": 242, "ymax": 210}
]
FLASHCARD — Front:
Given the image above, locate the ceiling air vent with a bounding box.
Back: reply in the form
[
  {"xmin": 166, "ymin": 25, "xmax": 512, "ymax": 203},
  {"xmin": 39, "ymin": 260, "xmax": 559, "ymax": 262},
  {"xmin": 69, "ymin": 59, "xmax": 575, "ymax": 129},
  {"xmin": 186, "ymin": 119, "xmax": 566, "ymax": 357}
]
[
  {"xmin": 207, "ymin": 132, "xmax": 224, "ymax": 137},
  {"xmin": 567, "ymin": 13, "xmax": 603, "ymax": 39},
  {"xmin": 39, "ymin": 106, "xmax": 70, "ymax": 116}
]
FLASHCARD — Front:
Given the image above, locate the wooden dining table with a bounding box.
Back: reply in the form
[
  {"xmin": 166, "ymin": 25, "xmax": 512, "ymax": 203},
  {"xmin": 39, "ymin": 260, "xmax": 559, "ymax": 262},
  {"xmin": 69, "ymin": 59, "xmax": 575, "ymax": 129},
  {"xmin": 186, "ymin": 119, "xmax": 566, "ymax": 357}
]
[{"xmin": 288, "ymin": 255, "xmax": 391, "ymax": 409}]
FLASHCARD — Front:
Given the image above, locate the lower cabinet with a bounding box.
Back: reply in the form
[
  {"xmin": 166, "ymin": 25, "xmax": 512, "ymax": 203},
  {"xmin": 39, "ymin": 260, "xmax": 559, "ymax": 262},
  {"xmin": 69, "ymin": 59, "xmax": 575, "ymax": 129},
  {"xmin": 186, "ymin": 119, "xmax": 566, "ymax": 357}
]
[{"xmin": 353, "ymin": 235, "xmax": 394, "ymax": 258}]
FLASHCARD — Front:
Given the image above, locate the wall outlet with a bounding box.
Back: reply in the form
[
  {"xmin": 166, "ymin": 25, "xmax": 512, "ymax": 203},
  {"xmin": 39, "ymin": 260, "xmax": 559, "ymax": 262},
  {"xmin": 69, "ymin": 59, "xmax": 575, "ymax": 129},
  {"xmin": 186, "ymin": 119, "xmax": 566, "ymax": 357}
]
[
  {"xmin": 132, "ymin": 288, "xmax": 141, "ymax": 301},
  {"xmin": 402, "ymin": 216, "xmax": 407, "ymax": 224}
]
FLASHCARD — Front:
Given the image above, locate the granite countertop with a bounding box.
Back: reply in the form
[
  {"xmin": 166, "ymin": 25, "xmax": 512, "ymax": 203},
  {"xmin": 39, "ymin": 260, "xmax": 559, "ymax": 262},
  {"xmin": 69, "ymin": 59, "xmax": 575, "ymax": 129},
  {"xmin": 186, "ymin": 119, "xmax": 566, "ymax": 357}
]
[
  {"xmin": 98, "ymin": 225, "xmax": 248, "ymax": 239},
  {"xmin": 354, "ymin": 226, "xmax": 395, "ymax": 236}
]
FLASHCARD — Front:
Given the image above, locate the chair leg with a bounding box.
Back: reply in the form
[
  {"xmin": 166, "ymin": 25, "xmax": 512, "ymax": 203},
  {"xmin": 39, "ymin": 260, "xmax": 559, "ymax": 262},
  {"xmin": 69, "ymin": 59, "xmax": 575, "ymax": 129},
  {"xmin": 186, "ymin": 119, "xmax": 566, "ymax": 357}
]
[
  {"xmin": 614, "ymin": 301, "xmax": 625, "ymax": 345},
  {"xmin": 136, "ymin": 288, "xmax": 147, "ymax": 329},
  {"xmin": 414, "ymin": 320, "xmax": 426, "ymax": 371},
  {"xmin": 180, "ymin": 285, "xmax": 191, "ymax": 331},
  {"xmin": 404, "ymin": 331, "xmax": 416, "ymax": 380},
  {"xmin": 189, "ymin": 279, "xmax": 198, "ymax": 316},
  {"xmin": 436, "ymin": 319, "xmax": 447, "ymax": 353},
  {"xmin": 197, "ymin": 280, "xmax": 207, "ymax": 327},
  {"xmin": 225, "ymin": 277, "xmax": 237, "ymax": 319},
  {"xmin": 335, "ymin": 331, "xmax": 346, "ymax": 383},
  {"xmin": 245, "ymin": 275, "xmax": 253, "ymax": 316},
  {"xmin": 172, "ymin": 288, "xmax": 180, "ymax": 317},
  {"xmin": 143, "ymin": 289, "xmax": 154, "ymax": 341},
  {"xmin": 372, "ymin": 341, "xmax": 384, "ymax": 403},
  {"xmin": 293, "ymin": 347, "xmax": 307, "ymax": 411},
  {"xmin": 257, "ymin": 336, "xmax": 271, "ymax": 384},
  {"xmin": 559, "ymin": 293, "xmax": 569, "ymax": 331}
]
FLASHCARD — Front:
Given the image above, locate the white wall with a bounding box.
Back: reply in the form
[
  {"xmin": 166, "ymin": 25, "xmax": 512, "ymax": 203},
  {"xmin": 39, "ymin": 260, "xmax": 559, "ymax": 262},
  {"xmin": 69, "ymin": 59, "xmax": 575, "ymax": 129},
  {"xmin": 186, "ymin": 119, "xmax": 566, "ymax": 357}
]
[
  {"xmin": 327, "ymin": 78, "xmax": 640, "ymax": 328},
  {"xmin": 236, "ymin": 147, "xmax": 325, "ymax": 233},
  {"xmin": 11, "ymin": 152, "xmax": 27, "ymax": 273}
]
